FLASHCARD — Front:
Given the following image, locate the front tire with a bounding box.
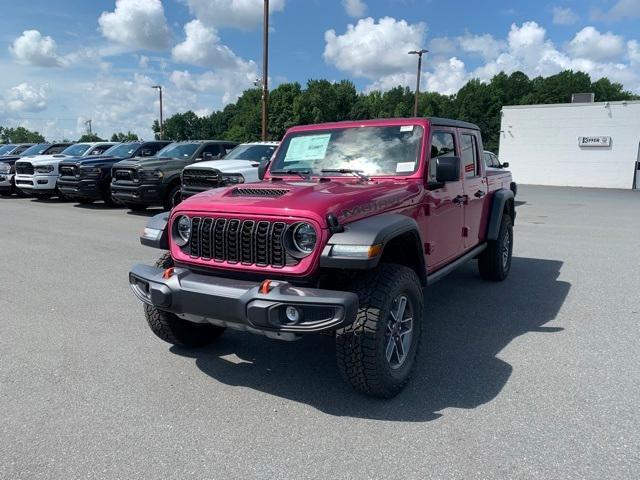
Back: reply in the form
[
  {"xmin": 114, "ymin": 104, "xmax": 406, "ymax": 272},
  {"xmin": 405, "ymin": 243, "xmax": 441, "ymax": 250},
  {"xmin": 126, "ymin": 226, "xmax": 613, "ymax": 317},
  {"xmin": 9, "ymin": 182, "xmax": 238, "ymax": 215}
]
[
  {"xmin": 478, "ymin": 214, "xmax": 513, "ymax": 281},
  {"xmin": 163, "ymin": 184, "xmax": 182, "ymax": 211},
  {"xmin": 336, "ymin": 264, "xmax": 423, "ymax": 398},
  {"xmin": 144, "ymin": 253, "xmax": 226, "ymax": 347}
]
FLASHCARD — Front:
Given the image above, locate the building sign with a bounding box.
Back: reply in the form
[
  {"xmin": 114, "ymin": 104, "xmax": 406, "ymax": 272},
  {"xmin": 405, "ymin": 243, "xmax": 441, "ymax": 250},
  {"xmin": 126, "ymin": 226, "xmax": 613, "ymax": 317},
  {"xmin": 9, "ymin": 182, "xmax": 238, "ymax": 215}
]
[{"xmin": 579, "ymin": 136, "xmax": 612, "ymax": 147}]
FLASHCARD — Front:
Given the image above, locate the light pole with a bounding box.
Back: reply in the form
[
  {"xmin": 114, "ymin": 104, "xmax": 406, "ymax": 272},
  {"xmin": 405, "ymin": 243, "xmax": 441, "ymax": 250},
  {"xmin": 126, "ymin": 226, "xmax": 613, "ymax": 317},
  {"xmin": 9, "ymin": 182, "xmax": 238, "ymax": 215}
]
[
  {"xmin": 152, "ymin": 85, "xmax": 164, "ymax": 139},
  {"xmin": 261, "ymin": 0, "xmax": 269, "ymax": 141},
  {"xmin": 408, "ymin": 49, "xmax": 428, "ymax": 117}
]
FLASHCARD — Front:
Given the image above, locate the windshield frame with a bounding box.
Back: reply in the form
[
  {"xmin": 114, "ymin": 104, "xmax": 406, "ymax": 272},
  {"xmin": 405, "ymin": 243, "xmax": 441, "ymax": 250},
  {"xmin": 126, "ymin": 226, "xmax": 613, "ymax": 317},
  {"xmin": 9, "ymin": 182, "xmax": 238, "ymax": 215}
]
[{"xmin": 269, "ymin": 124, "xmax": 425, "ymax": 178}]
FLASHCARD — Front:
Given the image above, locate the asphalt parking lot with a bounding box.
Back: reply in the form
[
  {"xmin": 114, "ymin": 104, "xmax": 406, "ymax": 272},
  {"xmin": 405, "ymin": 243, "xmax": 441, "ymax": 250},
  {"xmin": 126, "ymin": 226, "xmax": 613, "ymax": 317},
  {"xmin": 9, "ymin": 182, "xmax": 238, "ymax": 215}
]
[{"xmin": 1, "ymin": 185, "xmax": 639, "ymax": 479}]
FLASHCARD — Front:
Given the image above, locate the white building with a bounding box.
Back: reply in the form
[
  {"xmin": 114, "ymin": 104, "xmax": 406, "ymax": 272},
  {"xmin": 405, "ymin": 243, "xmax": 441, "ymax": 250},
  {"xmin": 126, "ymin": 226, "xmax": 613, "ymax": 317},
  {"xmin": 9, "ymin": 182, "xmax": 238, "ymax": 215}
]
[{"xmin": 499, "ymin": 101, "xmax": 640, "ymax": 189}]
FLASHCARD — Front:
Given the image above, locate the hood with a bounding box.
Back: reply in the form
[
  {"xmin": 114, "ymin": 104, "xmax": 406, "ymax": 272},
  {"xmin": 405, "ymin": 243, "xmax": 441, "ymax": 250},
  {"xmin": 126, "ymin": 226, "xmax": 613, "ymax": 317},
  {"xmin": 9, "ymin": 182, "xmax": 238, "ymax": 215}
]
[
  {"xmin": 60, "ymin": 155, "xmax": 124, "ymax": 167},
  {"xmin": 175, "ymin": 178, "xmax": 423, "ymax": 228},
  {"xmin": 24, "ymin": 154, "xmax": 74, "ymax": 166},
  {"xmin": 186, "ymin": 159, "xmax": 258, "ymax": 172},
  {"xmin": 113, "ymin": 156, "xmax": 181, "ymax": 170}
]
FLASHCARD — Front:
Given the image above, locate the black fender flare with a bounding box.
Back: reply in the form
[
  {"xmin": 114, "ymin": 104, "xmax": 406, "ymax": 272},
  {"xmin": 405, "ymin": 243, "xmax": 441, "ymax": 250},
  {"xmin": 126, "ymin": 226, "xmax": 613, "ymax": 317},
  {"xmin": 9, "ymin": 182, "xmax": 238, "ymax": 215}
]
[
  {"xmin": 320, "ymin": 213, "xmax": 425, "ymax": 275},
  {"xmin": 140, "ymin": 212, "xmax": 170, "ymax": 249},
  {"xmin": 487, "ymin": 189, "xmax": 515, "ymax": 241}
]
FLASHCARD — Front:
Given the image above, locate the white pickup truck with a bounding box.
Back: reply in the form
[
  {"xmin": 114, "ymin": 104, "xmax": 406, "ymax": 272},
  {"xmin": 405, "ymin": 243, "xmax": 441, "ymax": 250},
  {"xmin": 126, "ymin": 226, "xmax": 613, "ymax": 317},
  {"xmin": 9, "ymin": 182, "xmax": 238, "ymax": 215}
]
[
  {"xmin": 181, "ymin": 141, "xmax": 279, "ymax": 199},
  {"xmin": 14, "ymin": 142, "xmax": 115, "ymax": 198}
]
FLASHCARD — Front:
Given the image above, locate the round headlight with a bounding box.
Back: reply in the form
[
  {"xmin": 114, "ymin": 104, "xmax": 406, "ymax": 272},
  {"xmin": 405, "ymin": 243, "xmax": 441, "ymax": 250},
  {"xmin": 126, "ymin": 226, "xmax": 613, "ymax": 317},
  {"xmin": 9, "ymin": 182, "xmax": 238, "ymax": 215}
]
[
  {"xmin": 175, "ymin": 215, "xmax": 192, "ymax": 246},
  {"xmin": 292, "ymin": 222, "xmax": 317, "ymax": 254}
]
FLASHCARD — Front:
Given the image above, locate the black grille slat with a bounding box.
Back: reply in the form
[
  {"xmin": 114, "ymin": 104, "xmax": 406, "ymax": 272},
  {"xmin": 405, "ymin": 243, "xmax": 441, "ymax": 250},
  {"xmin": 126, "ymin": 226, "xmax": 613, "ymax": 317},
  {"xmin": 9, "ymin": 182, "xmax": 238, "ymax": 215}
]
[
  {"xmin": 183, "ymin": 169, "xmax": 222, "ymax": 188},
  {"xmin": 185, "ymin": 217, "xmax": 295, "ymax": 268}
]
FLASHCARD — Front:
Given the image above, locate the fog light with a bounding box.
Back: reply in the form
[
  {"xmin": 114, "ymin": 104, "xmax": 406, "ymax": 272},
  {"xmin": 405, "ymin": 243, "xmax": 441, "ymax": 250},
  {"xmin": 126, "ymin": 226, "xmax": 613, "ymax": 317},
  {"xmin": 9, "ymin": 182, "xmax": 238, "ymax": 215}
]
[{"xmin": 285, "ymin": 306, "xmax": 301, "ymax": 324}]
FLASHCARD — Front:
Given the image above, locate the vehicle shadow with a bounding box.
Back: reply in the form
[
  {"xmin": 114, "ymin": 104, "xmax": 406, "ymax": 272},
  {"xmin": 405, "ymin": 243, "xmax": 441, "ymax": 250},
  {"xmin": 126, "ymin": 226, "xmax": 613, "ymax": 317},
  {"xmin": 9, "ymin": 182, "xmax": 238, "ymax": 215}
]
[
  {"xmin": 170, "ymin": 257, "xmax": 569, "ymax": 421},
  {"xmin": 125, "ymin": 208, "xmax": 165, "ymax": 217},
  {"xmin": 73, "ymin": 202, "xmax": 124, "ymax": 210}
]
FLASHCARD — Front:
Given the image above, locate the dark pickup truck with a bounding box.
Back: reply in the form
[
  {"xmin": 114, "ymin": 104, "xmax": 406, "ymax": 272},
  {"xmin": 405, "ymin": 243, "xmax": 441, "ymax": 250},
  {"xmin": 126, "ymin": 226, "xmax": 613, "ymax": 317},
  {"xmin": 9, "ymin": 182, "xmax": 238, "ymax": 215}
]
[
  {"xmin": 57, "ymin": 141, "xmax": 169, "ymax": 205},
  {"xmin": 111, "ymin": 140, "xmax": 237, "ymax": 211}
]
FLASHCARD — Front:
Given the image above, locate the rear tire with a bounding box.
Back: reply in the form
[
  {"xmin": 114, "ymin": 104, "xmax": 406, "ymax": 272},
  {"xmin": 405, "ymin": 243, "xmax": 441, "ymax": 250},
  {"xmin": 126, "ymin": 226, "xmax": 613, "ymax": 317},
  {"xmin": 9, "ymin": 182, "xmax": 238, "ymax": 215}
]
[
  {"xmin": 102, "ymin": 182, "xmax": 116, "ymax": 207},
  {"xmin": 478, "ymin": 214, "xmax": 513, "ymax": 281},
  {"xmin": 144, "ymin": 253, "xmax": 226, "ymax": 347},
  {"xmin": 336, "ymin": 263, "xmax": 423, "ymax": 398}
]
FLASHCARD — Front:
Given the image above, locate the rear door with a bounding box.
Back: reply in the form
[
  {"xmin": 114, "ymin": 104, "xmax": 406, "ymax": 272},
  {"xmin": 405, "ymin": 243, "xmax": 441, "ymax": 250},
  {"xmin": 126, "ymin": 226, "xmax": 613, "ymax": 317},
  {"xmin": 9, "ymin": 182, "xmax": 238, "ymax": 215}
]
[
  {"xmin": 421, "ymin": 128, "xmax": 465, "ymax": 271},
  {"xmin": 459, "ymin": 130, "xmax": 488, "ymax": 248}
]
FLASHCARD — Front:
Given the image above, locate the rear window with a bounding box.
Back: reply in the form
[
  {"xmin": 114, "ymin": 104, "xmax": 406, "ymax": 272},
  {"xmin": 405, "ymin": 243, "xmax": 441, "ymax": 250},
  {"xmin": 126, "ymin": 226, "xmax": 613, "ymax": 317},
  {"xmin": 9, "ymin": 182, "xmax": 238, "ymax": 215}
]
[{"xmin": 461, "ymin": 134, "xmax": 479, "ymax": 178}]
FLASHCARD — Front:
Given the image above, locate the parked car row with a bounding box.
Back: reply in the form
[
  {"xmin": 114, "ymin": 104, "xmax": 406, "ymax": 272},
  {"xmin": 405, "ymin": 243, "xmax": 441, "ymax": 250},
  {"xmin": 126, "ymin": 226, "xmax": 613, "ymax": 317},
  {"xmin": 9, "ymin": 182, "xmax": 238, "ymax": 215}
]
[{"xmin": 0, "ymin": 140, "xmax": 280, "ymax": 208}]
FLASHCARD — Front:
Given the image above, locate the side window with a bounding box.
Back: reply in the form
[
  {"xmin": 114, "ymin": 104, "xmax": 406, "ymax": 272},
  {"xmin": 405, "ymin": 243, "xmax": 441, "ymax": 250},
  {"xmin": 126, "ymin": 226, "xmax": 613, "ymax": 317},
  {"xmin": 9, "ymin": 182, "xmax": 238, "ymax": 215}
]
[
  {"xmin": 201, "ymin": 144, "xmax": 222, "ymax": 159},
  {"xmin": 90, "ymin": 146, "xmax": 110, "ymax": 155},
  {"xmin": 48, "ymin": 146, "xmax": 67, "ymax": 154},
  {"xmin": 148, "ymin": 143, "xmax": 165, "ymax": 155},
  {"xmin": 492, "ymin": 154, "xmax": 501, "ymax": 168},
  {"xmin": 429, "ymin": 131, "xmax": 456, "ymax": 180},
  {"xmin": 461, "ymin": 134, "xmax": 479, "ymax": 178},
  {"xmin": 483, "ymin": 152, "xmax": 492, "ymax": 167},
  {"xmin": 224, "ymin": 144, "xmax": 236, "ymax": 155}
]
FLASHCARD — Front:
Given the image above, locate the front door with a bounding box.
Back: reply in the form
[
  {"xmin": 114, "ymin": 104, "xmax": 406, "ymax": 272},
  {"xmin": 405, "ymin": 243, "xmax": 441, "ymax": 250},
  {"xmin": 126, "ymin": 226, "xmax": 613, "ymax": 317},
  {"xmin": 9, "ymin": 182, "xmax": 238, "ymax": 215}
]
[
  {"xmin": 460, "ymin": 130, "xmax": 488, "ymax": 249},
  {"xmin": 421, "ymin": 129, "xmax": 465, "ymax": 271}
]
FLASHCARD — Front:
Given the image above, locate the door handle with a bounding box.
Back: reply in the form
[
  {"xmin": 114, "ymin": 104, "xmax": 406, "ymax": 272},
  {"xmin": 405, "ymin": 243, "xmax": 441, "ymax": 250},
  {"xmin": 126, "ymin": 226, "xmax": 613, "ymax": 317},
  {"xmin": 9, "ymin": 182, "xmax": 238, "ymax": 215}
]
[
  {"xmin": 452, "ymin": 195, "xmax": 467, "ymax": 205},
  {"xmin": 474, "ymin": 190, "xmax": 486, "ymax": 198}
]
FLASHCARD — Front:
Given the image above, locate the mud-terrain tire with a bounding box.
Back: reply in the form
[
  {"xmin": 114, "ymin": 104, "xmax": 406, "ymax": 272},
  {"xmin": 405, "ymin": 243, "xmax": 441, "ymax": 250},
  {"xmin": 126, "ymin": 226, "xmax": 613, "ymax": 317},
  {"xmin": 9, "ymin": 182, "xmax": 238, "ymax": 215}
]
[
  {"xmin": 336, "ymin": 263, "xmax": 423, "ymax": 398},
  {"xmin": 144, "ymin": 253, "xmax": 226, "ymax": 347},
  {"xmin": 163, "ymin": 184, "xmax": 182, "ymax": 211},
  {"xmin": 102, "ymin": 183, "xmax": 116, "ymax": 207},
  {"xmin": 125, "ymin": 202, "xmax": 146, "ymax": 212},
  {"xmin": 478, "ymin": 214, "xmax": 513, "ymax": 281},
  {"xmin": 0, "ymin": 189, "xmax": 13, "ymax": 196}
]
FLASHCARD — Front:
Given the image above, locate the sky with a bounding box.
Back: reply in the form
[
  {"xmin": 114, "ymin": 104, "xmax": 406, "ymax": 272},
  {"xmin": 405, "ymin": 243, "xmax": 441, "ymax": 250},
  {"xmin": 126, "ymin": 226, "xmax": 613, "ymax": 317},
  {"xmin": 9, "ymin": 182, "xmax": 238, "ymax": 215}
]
[{"xmin": 0, "ymin": 0, "xmax": 639, "ymax": 140}]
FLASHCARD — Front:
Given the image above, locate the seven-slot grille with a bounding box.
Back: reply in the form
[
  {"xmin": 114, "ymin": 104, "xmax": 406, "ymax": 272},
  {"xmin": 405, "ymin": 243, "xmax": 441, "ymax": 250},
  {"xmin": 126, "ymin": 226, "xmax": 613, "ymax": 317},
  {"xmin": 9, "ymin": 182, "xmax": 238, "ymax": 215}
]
[
  {"xmin": 15, "ymin": 162, "xmax": 34, "ymax": 175},
  {"xmin": 186, "ymin": 217, "xmax": 291, "ymax": 268},
  {"xmin": 183, "ymin": 169, "xmax": 222, "ymax": 188}
]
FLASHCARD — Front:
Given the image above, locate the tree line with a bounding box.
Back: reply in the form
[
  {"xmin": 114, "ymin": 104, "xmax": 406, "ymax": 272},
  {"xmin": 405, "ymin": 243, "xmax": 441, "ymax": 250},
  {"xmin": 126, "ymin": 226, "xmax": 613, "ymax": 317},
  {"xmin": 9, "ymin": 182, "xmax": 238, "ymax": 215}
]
[
  {"xmin": 152, "ymin": 70, "xmax": 638, "ymax": 152},
  {"xmin": 2, "ymin": 70, "xmax": 636, "ymax": 152}
]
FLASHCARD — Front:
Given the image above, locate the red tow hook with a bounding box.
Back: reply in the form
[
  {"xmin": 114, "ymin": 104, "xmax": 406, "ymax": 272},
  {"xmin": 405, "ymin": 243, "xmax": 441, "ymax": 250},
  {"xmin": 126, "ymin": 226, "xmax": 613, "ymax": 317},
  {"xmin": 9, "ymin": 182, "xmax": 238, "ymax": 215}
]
[
  {"xmin": 260, "ymin": 280, "xmax": 273, "ymax": 294},
  {"xmin": 162, "ymin": 267, "xmax": 175, "ymax": 280}
]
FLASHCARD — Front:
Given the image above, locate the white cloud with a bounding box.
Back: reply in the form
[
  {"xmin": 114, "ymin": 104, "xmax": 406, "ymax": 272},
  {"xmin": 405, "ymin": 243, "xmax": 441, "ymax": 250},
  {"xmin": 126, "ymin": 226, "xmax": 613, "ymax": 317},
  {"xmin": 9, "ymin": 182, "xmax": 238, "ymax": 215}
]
[
  {"xmin": 9, "ymin": 30, "xmax": 64, "ymax": 67},
  {"xmin": 458, "ymin": 33, "xmax": 505, "ymax": 61},
  {"xmin": 567, "ymin": 27, "xmax": 625, "ymax": 62},
  {"xmin": 428, "ymin": 37, "xmax": 456, "ymax": 55},
  {"xmin": 172, "ymin": 20, "xmax": 252, "ymax": 71},
  {"xmin": 169, "ymin": 68, "xmax": 255, "ymax": 105},
  {"xmin": 98, "ymin": 0, "xmax": 171, "ymax": 51},
  {"xmin": 324, "ymin": 17, "xmax": 426, "ymax": 78},
  {"xmin": 343, "ymin": 0, "xmax": 367, "ymax": 18},
  {"xmin": 552, "ymin": 6, "xmax": 579, "ymax": 25},
  {"xmin": 591, "ymin": 0, "xmax": 640, "ymax": 22},
  {"xmin": 629, "ymin": 40, "xmax": 640, "ymax": 64},
  {"xmin": 2, "ymin": 83, "xmax": 48, "ymax": 113},
  {"xmin": 184, "ymin": 0, "xmax": 285, "ymax": 30}
]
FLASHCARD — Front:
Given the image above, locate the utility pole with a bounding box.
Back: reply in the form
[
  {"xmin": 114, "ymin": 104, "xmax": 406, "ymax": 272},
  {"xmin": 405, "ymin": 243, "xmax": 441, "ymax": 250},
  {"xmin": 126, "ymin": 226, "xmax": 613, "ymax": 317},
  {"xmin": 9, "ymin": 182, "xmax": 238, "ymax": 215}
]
[
  {"xmin": 261, "ymin": 0, "xmax": 269, "ymax": 141},
  {"xmin": 152, "ymin": 85, "xmax": 164, "ymax": 139},
  {"xmin": 408, "ymin": 49, "xmax": 428, "ymax": 117},
  {"xmin": 85, "ymin": 119, "xmax": 92, "ymax": 135}
]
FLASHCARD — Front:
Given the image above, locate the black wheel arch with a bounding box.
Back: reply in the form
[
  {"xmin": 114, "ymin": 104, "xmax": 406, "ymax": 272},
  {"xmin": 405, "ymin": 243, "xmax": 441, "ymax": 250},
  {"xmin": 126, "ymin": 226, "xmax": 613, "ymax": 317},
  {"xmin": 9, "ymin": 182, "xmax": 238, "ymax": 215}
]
[
  {"xmin": 320, "ymin": 213, "xmax": 427, "ymax": 286},
  {"xmin": 487, "ymin": 189, "xmax": 515, "ymax": 241}
]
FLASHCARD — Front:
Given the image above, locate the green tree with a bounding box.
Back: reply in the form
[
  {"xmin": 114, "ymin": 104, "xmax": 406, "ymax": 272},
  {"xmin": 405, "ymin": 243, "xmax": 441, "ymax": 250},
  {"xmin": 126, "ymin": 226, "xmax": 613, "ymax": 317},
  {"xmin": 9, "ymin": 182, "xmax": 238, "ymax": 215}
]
[
  {"xmin": 268, "ymin": 82, "xmax": 302, "ymax": 139},
  {"xmin": 110, "ymin": 131, "xmax": 139, "ymax": 142},
  {"xmin": 0, "ymin": 126, "xmax": 46, "ymax": 143},
  {"xmin": 78, "ymin": 133, "xmax": 105, "ymax": 142}
]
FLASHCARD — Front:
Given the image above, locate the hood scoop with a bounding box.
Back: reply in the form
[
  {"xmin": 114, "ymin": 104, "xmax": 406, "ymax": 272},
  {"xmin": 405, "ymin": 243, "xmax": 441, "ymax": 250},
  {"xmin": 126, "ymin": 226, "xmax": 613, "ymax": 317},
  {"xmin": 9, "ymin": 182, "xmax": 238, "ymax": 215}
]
[{"xmin": 231, "ymin": 187, "xmax": 289, "ymax": 197}]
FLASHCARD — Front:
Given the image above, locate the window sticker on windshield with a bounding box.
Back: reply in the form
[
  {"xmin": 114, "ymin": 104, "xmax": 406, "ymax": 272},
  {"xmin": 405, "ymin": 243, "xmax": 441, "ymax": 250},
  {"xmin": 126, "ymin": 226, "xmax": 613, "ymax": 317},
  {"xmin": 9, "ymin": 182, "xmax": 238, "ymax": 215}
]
[
  {"xmin": 285, "ymin": 134, "xmax": 331, "ymax": 161},
  {"xmin": 396, "ymin": 162, "xmax": 415, "ymax": 172},
  {"xmin": 400, "ymin": 125, "xmax": 414, "ymax": 132}
]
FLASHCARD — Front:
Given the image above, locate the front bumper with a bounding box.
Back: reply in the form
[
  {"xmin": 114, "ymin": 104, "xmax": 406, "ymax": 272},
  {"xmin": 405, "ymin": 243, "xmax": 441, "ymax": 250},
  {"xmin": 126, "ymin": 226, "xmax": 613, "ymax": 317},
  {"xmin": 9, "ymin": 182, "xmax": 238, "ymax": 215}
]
[
  {"xmin": 14, "ymin": 174, "xmax": 57, "ymax": 192},
  {"xmin": 111, "ymin": 182, "xmax": 163, "ymax": 205},
  {"xmin": 57, "ymin": 178, "xmax": 104, "ymax": 200},
  {"xmin": 0, "ymin": 173, "xmax": 14, "ymax": 191},
  {"xmin": 129, "ymin": 264, "xmax": 359, "ymax": 338}
]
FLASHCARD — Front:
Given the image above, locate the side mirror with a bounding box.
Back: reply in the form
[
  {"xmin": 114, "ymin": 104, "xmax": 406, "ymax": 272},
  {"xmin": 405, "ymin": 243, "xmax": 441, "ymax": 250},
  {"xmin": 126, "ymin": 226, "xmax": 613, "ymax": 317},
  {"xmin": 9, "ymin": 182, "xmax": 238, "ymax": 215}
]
[
  {"xmin": 435, "ymin": 156, "xmax": 460, "ymax": 183},
  {"xmin": 201, "ymin": 152, "xmax": 214, "ymax": 162},
  {"xmin": 258, "ymin": 157, "xmax": 270, "ymax": 180},
  {"xmin": 501, "ymin": 162, "xmax": 509, "ymax": 168},
  {"xmin": 140, "ymin": 149, "xmax": 152, "ymax": 157}
]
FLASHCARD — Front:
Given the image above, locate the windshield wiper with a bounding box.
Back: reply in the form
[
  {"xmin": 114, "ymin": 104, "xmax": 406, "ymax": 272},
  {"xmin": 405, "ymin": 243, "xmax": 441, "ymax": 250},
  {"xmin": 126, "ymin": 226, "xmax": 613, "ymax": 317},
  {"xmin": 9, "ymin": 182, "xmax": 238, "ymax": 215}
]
[
  {"xmin": 271, "ymin": 169, "xmax": 311, "ymax": 180},
  {"xmin": 321, "ymin": 169, "xmax": 370, "ymax": 181}
]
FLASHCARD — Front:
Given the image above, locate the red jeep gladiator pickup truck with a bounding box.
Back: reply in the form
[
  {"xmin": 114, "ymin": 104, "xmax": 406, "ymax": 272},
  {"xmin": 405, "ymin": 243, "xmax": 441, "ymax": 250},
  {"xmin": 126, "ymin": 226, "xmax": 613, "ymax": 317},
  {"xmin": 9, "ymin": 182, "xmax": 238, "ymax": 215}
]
[{"xmin": 129, "ymin": 117, "xmax": 515, "ymax": 398}]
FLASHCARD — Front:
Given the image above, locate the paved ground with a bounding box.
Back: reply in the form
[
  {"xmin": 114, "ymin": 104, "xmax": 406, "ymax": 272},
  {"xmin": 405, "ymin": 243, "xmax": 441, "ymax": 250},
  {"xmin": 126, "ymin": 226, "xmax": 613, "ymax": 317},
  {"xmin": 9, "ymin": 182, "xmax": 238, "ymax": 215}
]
[{"xmin": 1, "ymin": 185, "xmax": 639, "ymax": 479}]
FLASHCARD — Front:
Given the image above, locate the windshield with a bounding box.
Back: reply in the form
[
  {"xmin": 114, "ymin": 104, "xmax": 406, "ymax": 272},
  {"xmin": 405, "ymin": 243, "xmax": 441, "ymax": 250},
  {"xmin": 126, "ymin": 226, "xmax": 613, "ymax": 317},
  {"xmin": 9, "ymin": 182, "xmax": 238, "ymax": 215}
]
[
  {"xmin": 61, "ymin": 144, "xmax": 91, "ymax": 156},
  {"xmin": 0, "ymin": 145, "xmax": 16, "ymax": 155},
  {"xmin": 156, "ymin": 143, "xmax": 199, "ymax": 159},
  {"xmin": 103, "ymin": 143, "xmax": 141, "ymax": 158},
  {"xmin": 271, "ymin": 125, "xmax": 424, "ymax": 177},
  {"xmin": 21, "ymin": 144, "xmax": 50, "ymax": 156},
  {"xmin": 225, "ymin": 144, "xmax": 278, "ymax": 161}
]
